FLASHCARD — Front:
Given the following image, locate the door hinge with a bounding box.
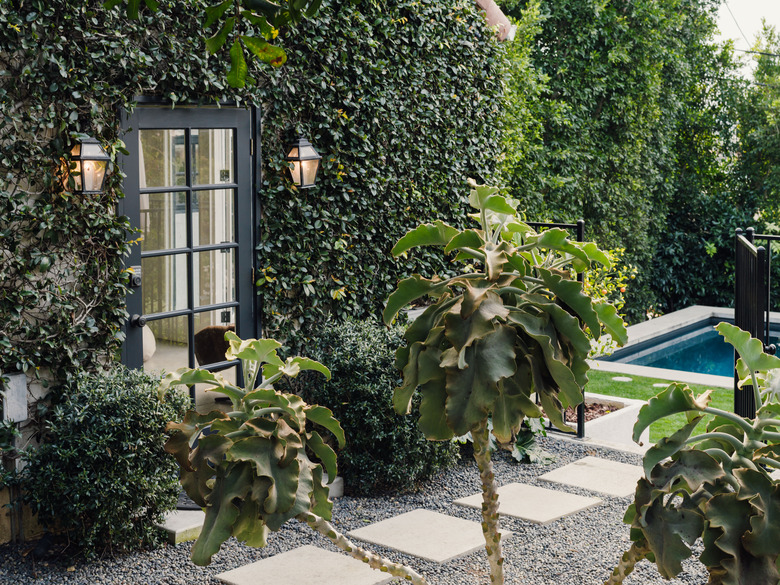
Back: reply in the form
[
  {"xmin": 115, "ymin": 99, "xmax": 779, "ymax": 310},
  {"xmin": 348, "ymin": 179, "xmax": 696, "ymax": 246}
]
[
  {"xmin": 251, "ymin": 267, "xmax": 256, "ymax": 284},
  {"xmin": 250, "ymin": 139, "xmax": 254, "ymax": 156}
]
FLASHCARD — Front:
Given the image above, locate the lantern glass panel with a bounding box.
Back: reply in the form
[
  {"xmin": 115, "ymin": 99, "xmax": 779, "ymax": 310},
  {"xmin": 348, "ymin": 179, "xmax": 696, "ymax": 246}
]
[
  {"xmin": 81, "ymin": 143, "xmax": 107, "ymax": 158},
  {"xmin": 82, "ymin": 160, "xmax": 107, "ymax": 193},
  {"xmin": 287, "ymin": 146, "xmax": 300, "ymax": 159},
  {"xmin": 301, "ymin": 159, "xmax": 319, "ymax": 187},
  {"xmin": 299, "ymin": 144, "xmax": 318, "ymax": 159}
]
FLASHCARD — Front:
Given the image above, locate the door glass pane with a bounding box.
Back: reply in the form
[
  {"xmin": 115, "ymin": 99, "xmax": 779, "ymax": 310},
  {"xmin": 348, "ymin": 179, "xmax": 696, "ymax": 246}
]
[
  {"xmin": 193, "ymin": 307, "xmax": 236, "ymax": 366},
  {"xmin": 142, "ymin": 254, "xmax": 188, "ymax": 313},
  {"xmin": 140, "ymin": 192, "xmax": 187, "ymax": 251},
  {"xmin": 142, "ymin": 315, "xmax": 188, "ymax": 374},
  {"xmin": 194, "ymin": 249, "xmax": 235, "ymax": 307},
  {"xmin": 192, "ymin": 129, "xmax": 234, "ymax": 185},
  {"xmin": 192, "ymin": 189, "xmax": 235, "ymax": 246},
  {"xmin": 140, "ymin": 129, "xmax": 186, "ymax": 188}
]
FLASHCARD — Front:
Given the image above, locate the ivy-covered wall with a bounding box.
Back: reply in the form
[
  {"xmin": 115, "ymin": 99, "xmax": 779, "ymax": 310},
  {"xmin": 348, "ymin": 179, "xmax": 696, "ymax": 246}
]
[
  {"xmin": 254, "ymin": 0, "xmax": 505, "ymax": 345},
  {"xmin": 0, "ymin": 0, "xmax": 505, "ymax": 382}
]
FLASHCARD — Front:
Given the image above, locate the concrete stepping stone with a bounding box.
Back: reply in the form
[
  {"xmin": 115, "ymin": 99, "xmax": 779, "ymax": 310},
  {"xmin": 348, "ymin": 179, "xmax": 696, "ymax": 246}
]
[
  {"xmin": 539, "ymin": 455, "xmax": 643, "ymax": 497},
  {"xmin": 215, "ymin": 545, "xmax": 393, "ymax": 585},
  {"xmin": 454, "ymin": 483, "xmax": 601, "ymax": 524},
  {"xmin": 156, "ymin": 509, "xmax": 205, "ymax": 544},
  {"xmin": 347, "ymin": 508, "xmax": 509, "ymax": 563}
]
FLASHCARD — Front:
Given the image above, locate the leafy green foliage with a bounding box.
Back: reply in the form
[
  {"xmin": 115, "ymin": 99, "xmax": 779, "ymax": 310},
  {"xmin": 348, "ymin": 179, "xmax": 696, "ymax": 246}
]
[
  {"xmin": 20, "ymin": 367, "xmax": 189, "ymax": 557},
  {"xmin": 608, "ymin": 323, "xmax": 780, "ymax": 585},
  {"xmin": 499, "ymin": 0, "xmax": 753, "ymax": 322},
  {"xmin": 287, "ymin": 317, "xmax": 458, "ymax": 495},
  {"xmin": 161, "ymin": 333, "xmax": 344, "ymax": 566},
  {"xmin": 0, "ymin": 0, "xmax": 276, "ymax": 389},
  {"xmin": 387, "ymin": 182, "xmax": 626, "ymax": 585},
  {"xmin": 255, "ymin": 0, "xmax": 505, "ymax": 347}
]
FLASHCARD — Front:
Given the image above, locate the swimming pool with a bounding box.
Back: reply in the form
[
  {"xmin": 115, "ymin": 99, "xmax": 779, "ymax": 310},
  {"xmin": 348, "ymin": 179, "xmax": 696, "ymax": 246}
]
[{"xmin": 603, "ymin": 323, "xmax": 736, "ymax": 377}]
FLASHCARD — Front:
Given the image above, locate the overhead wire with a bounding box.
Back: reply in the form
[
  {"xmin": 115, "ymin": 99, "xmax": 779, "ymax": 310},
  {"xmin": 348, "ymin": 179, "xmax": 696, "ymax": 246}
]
[{"xmin": 723, "ymin": 0, "xmax": 752, "ymax": 48}]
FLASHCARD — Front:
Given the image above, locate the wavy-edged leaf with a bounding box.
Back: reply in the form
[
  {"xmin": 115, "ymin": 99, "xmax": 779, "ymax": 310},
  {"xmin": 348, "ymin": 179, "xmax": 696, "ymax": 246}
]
[
  {"xmin": 304, "ymin": 405, "xmax": 345, "ymax": 448},
  {"xmin": 538, "ymin": 268, "xmax": 600, "ymax": 336},
  {"xmin": 306, "ymin": 430, "xmax": 338, "ymax": 481},
  {"xmin": 383, "ymin": 274, "xmax": 447, "ymax": 325},
  {"xmin": 650, "ymin": 449, "xmax": 726, "ymax": 493},
  {"xmin": 232, "ymin": 496, "xmax": 268, "ymax": 547},
  {"xmin": 418, "ymin": 380, "xmax": 452, "ymax": 440},
  {"xmin": 391, "ymin": 220, "xmax": 460, "ymax": 257},
  {"xmin": 705, "ymin": 492, "xmax": 779, "ymax": 585},
  {"xmin": 529, "ymin": 228, "xmax": 590, "ymax": 264},
  {"xmin": 594, "ymin": 301, "xmax": 628, "ymax": 346},
  {"xmin": 309, "ymin": 465, "xmax": 333, "ymax": 520},
  {"xmin": 633, "ymin": 480, "xmax": 703, "ymax": 579},
  {"xmin": 717, "ymin": 322, "xmax": 780, "ymax": 375},
  {"xmin": 274, "ymin": 356, "xmax": 330, "ymax": 381},
  {"xmin": 229, "ymin": 436, "xmax": 300, "ymax": 514},
  {"xmin": 735, "ymin": 468, "xmax": 780, "ymax": 557},
  {"xmin": 508, "ymin": 310, "xmax": 583, "ymax": 407},
  {"xmin": 633, "ymin": 383, "xmax": 711, "ymax": 443},
  {"xmin": 524, "ymin": 296, "xmax": 591, "ymax": 355},
  {"xmin": 484, "ymin": 241, "xmax": 512, "ymax": 281},
  {"xmin": 444, "ymin": 229, "xmax": 484, "ymax": 254},
  {"xmin": 225, "ymin": 332, "xmax": 284, "ymax": 365},
  {"xmin": 192, "ymin": 463, "xmax": 253, "ymax": 565},
  {"xmin": 642, "ymin": 413, "xmax": 705, "ymax": 477},
  {"xmin": 468, "ymin": 183, "xmax": 500, "ymax": 210},
  {"xmin": 444, "ymin": 326, "xmax": 517, "ymax": 436}
]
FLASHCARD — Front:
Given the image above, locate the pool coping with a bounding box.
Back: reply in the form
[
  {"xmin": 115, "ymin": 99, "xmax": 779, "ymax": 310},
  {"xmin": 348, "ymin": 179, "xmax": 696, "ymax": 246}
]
[{"xmin": 590, "ymin": 305, "xmax": 739, "ymax": 389}]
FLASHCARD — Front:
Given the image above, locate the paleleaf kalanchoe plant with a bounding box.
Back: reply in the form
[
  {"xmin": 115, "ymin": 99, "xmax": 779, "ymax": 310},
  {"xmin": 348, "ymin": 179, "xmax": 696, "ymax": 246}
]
[
  {"xmin": 606, "ymin": 322, "xmax": 780, "ymax": 585},
  {"xmin": 384, "ymin": 182, "xmax": 627, "ymax": 585},
  {"xmin": 161, "ymin": 331, "xmax": 429, "ymax": 584}
]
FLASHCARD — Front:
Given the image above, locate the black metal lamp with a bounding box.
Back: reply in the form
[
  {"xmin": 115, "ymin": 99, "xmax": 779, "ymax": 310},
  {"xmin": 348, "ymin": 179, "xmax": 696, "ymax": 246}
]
[
  {"xmin": 69, "ymin": 137, "xmax": 111, "ymax": 194},
  {"xmin": 285, "ymin": 136, "xmax": 321, "ymax": 189}
]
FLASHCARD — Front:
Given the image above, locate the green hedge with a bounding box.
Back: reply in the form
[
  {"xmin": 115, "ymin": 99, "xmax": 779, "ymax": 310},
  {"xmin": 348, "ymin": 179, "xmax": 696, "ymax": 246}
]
[
  {"xmin": 21, "ymin": 367, "xmax": 189, "ymax": 556},
  {"xmin": 254, "ymin": 0, "xmax": 505, "ymax": 345},
  {"xmin": 291, "ymin": 317, "xmax": 459, "ymax": 495},
  {"xmin": 0, "ymin": 0, "xmax": 505, "ymax": 384}
]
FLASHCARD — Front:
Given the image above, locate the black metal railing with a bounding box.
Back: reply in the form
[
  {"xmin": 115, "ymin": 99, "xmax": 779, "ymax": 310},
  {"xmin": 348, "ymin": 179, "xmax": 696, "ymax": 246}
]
[
  {"xmin": 734, "ymin": 228, "xmax": 780, "ymax": 417},
  {"xmin": 527, "ymin": 219, "xmax": 586, "ymax": 439}
]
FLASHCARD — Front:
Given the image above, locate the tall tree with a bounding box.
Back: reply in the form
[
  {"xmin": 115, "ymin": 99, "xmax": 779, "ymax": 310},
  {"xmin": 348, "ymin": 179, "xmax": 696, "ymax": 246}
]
[{"xmin": 499, "ymin": 0, "xmax": 734, "ymax": 321}]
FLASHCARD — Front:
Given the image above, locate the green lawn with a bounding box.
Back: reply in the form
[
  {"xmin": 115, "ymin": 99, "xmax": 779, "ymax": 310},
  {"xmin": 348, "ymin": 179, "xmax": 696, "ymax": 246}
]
[{"xmin": 585, "ymin": 370, "xmax": 734, "ymax": 444}]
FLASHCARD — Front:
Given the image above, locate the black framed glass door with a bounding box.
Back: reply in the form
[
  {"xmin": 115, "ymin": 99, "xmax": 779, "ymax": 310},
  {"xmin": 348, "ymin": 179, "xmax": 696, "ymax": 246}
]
[{"xmin": 119, "ymin": 106, "xmax": 256, "ymax": 391}]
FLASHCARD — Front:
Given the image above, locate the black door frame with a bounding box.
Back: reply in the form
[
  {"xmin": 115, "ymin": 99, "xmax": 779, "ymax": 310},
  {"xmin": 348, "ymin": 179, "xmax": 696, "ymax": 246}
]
[{"xmin": 118, "ymin": 102, "xmax": 260, "ymax": 372}]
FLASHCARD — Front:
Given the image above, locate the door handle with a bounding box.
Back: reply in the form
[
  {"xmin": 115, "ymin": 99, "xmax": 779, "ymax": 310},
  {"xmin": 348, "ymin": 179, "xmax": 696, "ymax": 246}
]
[{"xmin": 130, "ymin": 314, "xmax": 147, "ymax": 328}]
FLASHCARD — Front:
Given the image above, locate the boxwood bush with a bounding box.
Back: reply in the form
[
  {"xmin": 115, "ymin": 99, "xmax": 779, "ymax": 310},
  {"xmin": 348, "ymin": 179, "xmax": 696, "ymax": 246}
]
[
  {"xmin": 21, "ymin": 367, "xmax": 189, "ymax": 557},
  {"xmin": 294, "ymin": 317, "xmax": 458, "ymax": 495}
]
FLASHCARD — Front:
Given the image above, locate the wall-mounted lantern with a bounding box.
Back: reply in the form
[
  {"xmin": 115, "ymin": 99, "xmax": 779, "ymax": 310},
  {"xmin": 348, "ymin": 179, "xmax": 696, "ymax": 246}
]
[
  {"xmin": 68, "ymin": 137, "xmax": 111, "ymax": 194},
  {"xmin": 285, "ymin": 136, "xmax": 321, "ymax": 189}
]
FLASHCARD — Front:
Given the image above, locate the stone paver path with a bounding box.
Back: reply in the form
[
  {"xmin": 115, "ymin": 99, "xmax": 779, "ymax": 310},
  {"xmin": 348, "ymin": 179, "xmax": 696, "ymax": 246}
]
[
  {"xmin": 538, "ymin": 455, "xmax": 643, "ymax": 497},
  {"xmin": 215, "ymin": 545, "xmax": 394, "ymax": 585},
  {"xmin": 454, "ymin": 482, "xmax": 602, "ymax": 524},
  {"xmin": 347, "ymin": 508, "xmax": 508, "ymax": 563}
]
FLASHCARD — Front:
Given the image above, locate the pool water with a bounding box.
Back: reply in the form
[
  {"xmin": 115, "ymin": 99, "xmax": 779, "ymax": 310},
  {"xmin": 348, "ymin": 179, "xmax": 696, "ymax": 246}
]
[{"xmin": 604, "ymin": 325, "xmax": 767, "ymax": 378}]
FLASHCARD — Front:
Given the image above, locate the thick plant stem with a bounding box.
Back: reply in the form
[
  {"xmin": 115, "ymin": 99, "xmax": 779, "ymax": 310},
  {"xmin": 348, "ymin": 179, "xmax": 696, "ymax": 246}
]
[
  {"xmin": 603, "ymin": 541, "xmax": 652, "ymax": 585},
  {"xmin": 471, "ymin": 418, "xmax": 505, "ymax": 585},
  {"xmin": 298, "ymin": 512, "xmax": 429, "ymax": 585}
]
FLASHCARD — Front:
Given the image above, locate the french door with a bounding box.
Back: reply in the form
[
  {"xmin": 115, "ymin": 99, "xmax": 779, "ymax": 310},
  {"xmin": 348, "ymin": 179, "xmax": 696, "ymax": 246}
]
[{"xmin": 119, "ymin": 106, "xmax": 256, "ymax": 389}]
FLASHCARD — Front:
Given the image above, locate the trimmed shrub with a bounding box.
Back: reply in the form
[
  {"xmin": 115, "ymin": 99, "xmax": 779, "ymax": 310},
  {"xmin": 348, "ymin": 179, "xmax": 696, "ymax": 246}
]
[
  {"xmin": 21, "ymin": 367, "xmax": 189, "ymax": 557},
  {"xmin": 294, "ymin": 317, "xmax": 458, "ymax": 496}
]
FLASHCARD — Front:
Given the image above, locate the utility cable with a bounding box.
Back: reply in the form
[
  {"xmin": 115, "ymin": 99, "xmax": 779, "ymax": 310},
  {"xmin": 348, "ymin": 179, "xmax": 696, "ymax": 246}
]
[{"xmin": 724, "ymin": 1, "xmax": 752, "ymax": 48}]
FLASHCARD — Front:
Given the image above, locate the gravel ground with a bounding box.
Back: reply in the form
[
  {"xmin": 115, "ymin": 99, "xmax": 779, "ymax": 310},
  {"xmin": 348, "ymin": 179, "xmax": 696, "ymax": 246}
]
[{"xmin": 0, "ymin": 436, "xmax": 708, "ymax": 585}]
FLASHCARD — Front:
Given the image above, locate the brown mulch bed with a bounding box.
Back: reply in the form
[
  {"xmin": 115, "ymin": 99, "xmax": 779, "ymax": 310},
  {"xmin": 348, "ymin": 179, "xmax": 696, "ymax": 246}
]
[{"xmin": 563, "ymin": 401, "xmax": 620, "ymax": 423}]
